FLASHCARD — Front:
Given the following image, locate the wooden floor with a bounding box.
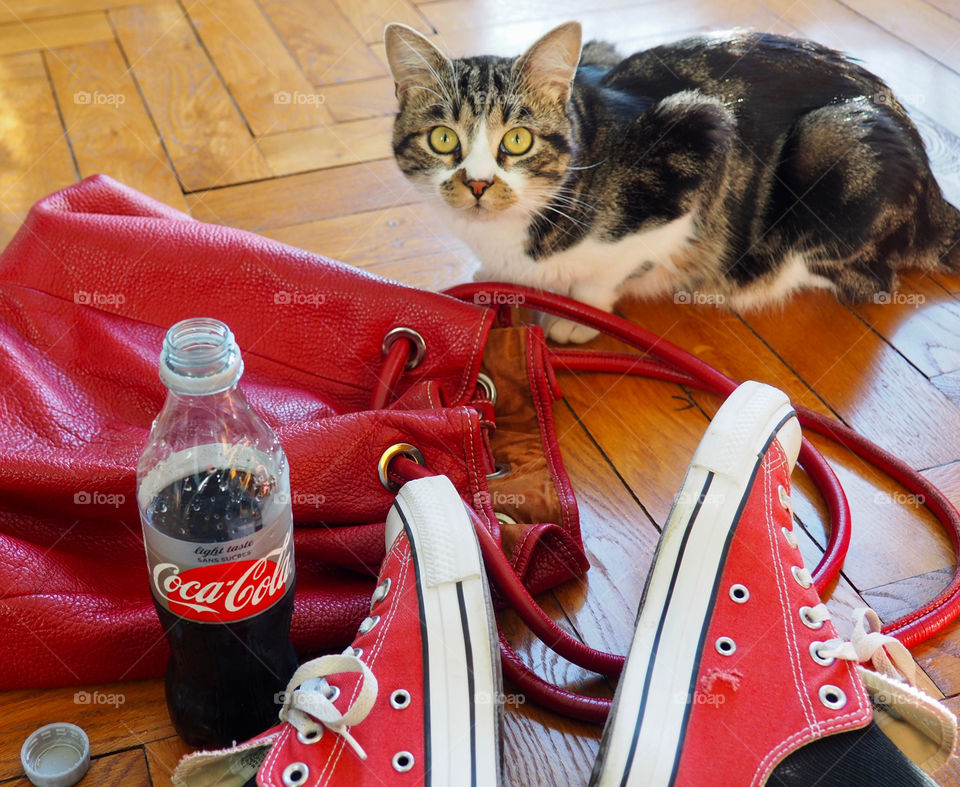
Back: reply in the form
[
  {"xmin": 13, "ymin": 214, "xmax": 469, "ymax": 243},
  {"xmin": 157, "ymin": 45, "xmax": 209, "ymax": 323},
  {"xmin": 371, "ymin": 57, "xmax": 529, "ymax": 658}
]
[{"xmin": 3, "ymin": 0, "xmax": 960, "ymax": 784}]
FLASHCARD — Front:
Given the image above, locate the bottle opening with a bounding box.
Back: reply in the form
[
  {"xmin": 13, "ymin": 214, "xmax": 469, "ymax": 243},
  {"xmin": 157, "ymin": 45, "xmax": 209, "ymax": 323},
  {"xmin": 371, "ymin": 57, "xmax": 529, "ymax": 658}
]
[{"xmin": 159, "ymin": 318, "xmax": 243, "ymax": 395}]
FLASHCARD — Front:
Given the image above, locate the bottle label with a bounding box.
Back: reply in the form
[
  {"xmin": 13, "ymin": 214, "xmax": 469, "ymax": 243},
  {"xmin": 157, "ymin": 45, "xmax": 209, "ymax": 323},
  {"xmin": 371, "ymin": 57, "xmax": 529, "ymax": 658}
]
[{"xmin": 139, "ymin": 444, "xmax": 295, "ymax": 624}]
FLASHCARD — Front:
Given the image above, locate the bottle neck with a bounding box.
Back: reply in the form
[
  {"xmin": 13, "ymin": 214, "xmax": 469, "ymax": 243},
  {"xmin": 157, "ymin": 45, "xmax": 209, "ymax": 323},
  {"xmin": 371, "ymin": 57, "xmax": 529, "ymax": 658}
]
[{"xmin": 159, "ymin": 318, "xmax": 244, "ymax": 396}]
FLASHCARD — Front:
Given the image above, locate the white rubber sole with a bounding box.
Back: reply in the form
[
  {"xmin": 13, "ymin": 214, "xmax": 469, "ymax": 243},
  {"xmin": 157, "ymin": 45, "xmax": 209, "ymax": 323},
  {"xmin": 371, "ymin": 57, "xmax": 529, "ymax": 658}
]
[
  {"xmin": 591, "ymin": 381, "xmax": 800, "ymax": 787},
  {"xmin": 386, "ymin": 475, "xmax": 503, "ymax": 787}
]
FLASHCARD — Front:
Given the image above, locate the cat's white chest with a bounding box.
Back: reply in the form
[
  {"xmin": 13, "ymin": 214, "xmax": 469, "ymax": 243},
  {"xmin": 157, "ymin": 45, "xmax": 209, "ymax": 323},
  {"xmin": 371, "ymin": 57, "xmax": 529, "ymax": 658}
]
[{"xmin": 451, "ymin": 208, "xmax": 696, "ymax": 309}]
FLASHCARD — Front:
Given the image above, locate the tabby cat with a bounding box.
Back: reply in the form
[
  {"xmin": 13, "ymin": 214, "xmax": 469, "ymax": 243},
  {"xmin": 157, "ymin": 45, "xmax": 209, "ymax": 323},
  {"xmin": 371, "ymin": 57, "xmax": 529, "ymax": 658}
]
[{"xmin": 384, "ymin": 22, "xmax": 960, "ymax": 343}]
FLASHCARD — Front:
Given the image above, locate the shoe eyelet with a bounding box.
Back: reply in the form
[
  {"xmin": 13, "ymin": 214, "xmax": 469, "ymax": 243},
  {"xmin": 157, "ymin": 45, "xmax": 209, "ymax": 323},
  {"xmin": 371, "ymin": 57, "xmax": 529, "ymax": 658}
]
[
  {"xmin": 282, "ymin": 762, "xmax": 310, "ymax": 786},
  {"xmin": 320, "ymin": 680, "xmax": 340, "ymax": 702},
  {"xmin": 729, "ymin": 584, "xmax": 750, "ymax": 603},
  {"xmin": 392, "ymin": 751, "xmax": 415, "ymax": 772},
  {"xmin": 809, "ymin": 640, "xmax": 835, "ymax": 666},
  {"xmin": 390, "ymin": 689, "xmax": 412, "ymax": 709},
  {"xmin": 382, "ymin": 326, "xmax": 426, "ymax": 370},
  {"xmin": 791, "ymin": 565, "xmax": 812, "ymax": 589},
  {"xmin": 818, "ymin": 684, "xmax": 847, "ymax": 709},
  {"xmin": 799, "ymin": 606, "xmax": 824, "ymax": 630},
  {"xmin": 351, "ymin": 647, "xmax": 363, "ymax": 658},
  {"xmin": 715, "ymin": 636, "xmax": 737, "ymax": 656},
  {"xmin": 782, "ymin": 526, "xmax": 798, "ymax": 549},
  {"xmin": 778, "ymin": 484, "xmax": 790, "ymax": 509},
  {"xmin": 370, "ymin": 577, "xmax": 392, "ymax": 609},
  {"xmin": 358, "ymin": 615, "xmax": 380, "ymax": 635},
  {"xmin": 296, "ymin": 727, "xmax": 321, "ymax": 745}
]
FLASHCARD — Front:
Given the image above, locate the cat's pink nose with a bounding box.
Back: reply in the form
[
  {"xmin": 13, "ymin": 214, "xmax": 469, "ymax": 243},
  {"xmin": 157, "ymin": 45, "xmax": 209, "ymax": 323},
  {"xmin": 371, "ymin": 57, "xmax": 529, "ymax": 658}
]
[{"xmin": 467, "ymin": 179, "xmax": 492, "ymax": 198}]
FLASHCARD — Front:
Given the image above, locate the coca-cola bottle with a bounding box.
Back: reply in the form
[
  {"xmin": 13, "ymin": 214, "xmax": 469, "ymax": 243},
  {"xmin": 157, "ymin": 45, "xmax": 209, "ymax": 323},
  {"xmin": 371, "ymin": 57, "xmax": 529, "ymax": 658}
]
[{"xmin": 137, "ymin": 317, "xmax": 298, "ymax": 749}]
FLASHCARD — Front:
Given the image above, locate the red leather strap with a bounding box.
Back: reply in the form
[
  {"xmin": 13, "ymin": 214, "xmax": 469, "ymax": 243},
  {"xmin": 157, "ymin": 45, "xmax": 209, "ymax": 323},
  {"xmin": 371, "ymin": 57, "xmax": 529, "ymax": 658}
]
[
  {"xmin": 444, "ymin": 282, "xmax": 960, "ymax": 651},
  {"xmin": 371, "ymin": 336, "xmax": 413, "ymax": 410}
]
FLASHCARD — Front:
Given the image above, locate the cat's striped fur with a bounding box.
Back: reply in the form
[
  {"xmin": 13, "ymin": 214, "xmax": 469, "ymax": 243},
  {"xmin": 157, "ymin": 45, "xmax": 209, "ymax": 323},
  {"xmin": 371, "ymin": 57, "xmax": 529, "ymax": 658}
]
[{"xmin": 385, "ymin": 22, "xmax": 960, "ymax": 342}]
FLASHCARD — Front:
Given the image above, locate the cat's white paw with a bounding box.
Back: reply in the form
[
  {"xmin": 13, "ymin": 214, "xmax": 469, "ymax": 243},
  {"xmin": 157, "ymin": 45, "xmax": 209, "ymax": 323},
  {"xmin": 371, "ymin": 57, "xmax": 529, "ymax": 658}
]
[{"xmin": 543, "ymin": 316, "xmax": 601, "ymax": 344}]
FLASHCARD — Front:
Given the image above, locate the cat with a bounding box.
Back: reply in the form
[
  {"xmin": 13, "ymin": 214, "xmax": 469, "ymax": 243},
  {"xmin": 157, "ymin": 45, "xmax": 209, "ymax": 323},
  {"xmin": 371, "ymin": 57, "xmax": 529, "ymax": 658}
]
[{"xmin": 384, "ymin": 22, "xmax": 960, "ymax": 343}]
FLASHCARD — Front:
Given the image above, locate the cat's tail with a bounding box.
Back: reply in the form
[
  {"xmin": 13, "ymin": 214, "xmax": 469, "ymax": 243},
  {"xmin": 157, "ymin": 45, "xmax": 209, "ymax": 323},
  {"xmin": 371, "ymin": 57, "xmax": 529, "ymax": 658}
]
[{"xmin": 940, "ymin": 200, "xmax": 960, "ymax": 270}]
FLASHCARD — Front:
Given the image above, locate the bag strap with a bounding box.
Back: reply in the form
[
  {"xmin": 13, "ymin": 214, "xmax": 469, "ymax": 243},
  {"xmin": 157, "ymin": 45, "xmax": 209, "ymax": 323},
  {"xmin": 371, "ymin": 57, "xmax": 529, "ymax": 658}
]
[{"xmin": 443, "ymin": 282, "xmax": 960, "ymax": 649}]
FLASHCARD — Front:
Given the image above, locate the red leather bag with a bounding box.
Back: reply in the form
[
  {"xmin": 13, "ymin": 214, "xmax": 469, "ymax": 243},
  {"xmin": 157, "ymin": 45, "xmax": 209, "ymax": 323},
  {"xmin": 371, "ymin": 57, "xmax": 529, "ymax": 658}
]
[
  {"xmin": 3, "ymin": 176, "xmax": 959, "ymax": 723},
  {"xmin": 0, "ymin": 175, "xmax": 584, "ymax": 689}
]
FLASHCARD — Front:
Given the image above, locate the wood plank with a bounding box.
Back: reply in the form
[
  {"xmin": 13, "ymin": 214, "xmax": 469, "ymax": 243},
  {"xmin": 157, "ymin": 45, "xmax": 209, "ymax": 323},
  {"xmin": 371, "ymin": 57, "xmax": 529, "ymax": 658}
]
[
  {"xmin": 0, "ymin": 0, "xmax": 152, "ymax": 25},
  {"xmin": 0, "ymin": 11, "xmax": 111, "ymax": 56},
  {"xmin": 44, "ymin": 39, "xmax": 188, "ymax": 213},
  {"xmin": 1, "ymin": 679, "xmax": 173, "ymax": 780},
  {"xmin": 331, "ymin": 0, "xmax": 431, "ymax": 44},
  {"xmin": 0, "ymin": 51, "xmax": 77, "ymax": 247},
  {"xmin": 923, "ymin": 0, "xmax": 960, "ymax": 22},
  {"xmin": 185, "ymin": 0, "xmax": 333, "ymax": 135},
  {"xmin": 419, "ymin": 0, "xmax": 664, "ymax": 34},
  {"xmin": 111, "ymin": 1, "xmax": 271, "ymax": 191},
  {"xmin": 845, "ymin": 272, "xmax": 960, "ymax": 379},
  {"xmin": 145, "ymin": 735, "xmax": 193, "ymax": 787},
  {"xmin": 837, "ymin": 0, "xmax": 960, "ymax": 75},
  {"xmin": 9, "ymin": 748, "xmax": 150, "ymax": 786},
  {"xmin": 186, "ymin": 159, "xmax": 419, "ymax": 231},
  {"xmin": 741, "ymin": 290, "xmax": 960, "ymax": 469},
  {"xmin": 321, "ymin": 76, "xmax": 396, "ymax": 122},
  {"xmin": 261, "ymin": 203, "xmax": 472, "ymax": 268},
  {"xmin": 258, "ymin": 116, "xmax": 393, "ymax": 176},
  {"xmin": 352, "ymin": 249, "xmax": 475, "ymax": 290},
  {"xmin": 258, "ymin": 0, "xmax": 387, "ymax": 86}
]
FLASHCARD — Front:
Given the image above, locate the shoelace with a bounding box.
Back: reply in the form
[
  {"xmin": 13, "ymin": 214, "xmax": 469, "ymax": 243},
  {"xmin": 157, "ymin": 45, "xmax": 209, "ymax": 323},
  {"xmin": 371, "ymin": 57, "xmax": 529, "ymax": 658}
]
[
  {"xmin": 819, "ymin": 607, "xmax": 918, "ymax": 685},
  {"xmin": 278, "ymin": 650, "xmax": 378, "ymax": 759}
]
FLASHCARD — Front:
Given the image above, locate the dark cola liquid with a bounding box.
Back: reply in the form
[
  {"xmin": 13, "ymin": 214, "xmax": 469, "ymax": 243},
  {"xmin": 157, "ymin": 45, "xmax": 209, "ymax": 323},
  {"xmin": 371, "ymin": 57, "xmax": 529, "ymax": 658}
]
[{"xmin": 148, "ymin": 468, "xmax": 298, "ymax": 749}]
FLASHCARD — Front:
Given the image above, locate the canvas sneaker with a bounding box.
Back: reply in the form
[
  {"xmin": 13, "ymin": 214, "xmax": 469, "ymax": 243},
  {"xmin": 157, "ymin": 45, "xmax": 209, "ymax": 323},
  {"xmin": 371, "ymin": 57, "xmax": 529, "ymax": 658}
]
[
  {"xmin": 172, "ymin": 474, "xmax": 502, "ymax": 786},
  {"xmin": 590, "ymin": 380, "xmax": 956, "ymax": 786}
]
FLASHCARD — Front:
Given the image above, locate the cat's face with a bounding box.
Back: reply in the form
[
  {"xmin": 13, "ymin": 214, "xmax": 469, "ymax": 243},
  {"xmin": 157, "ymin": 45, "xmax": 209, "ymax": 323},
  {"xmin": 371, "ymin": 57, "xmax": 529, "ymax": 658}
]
[{"xmin": 385, "ymin": 23, "xmax": 582, "ymax": 220}]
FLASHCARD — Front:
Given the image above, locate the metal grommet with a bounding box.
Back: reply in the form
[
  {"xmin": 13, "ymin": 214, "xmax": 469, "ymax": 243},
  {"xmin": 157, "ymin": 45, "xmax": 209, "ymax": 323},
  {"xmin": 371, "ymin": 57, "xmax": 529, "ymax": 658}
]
[
  {"xmin": 349, "ymin": 647, "xmax": 363, "ymax": 658},
  {"xmin": 392, "ymin": 751, "xmax": 415, "ymax": 772},
  {"xmin": 495, "ymin": 511, "xmax": 517, "ymax": 525},
  {"xmin": 297, "ymin": 727, "xmax": 321, "ymax": 745},
  {"xmin": 729, "ymin": 584, "xmax": 750, "ymax": 603},
  {"xmin": 358, "ymin": 615, "xmax": 380, "ymax": 636},
  {"xmin": 476, "ymin": 372, "xmax": 498, "ymax": 406},
  {"xmin": 778, "ymin": 484, "xmax": 790, "ymax": 510},
  {"xmin": 486, "ymin": 462, "xmax": 511, "ymax": 479},
  {"xmin": 390, "ymin": 689, "xmax": 412, "ymax": 709},
  {"xmin": 799, "ymin": 606, "xmax": 824, "ymax": 630},
  {"xmin": 791, "ymin": 565, "xmax": 813, "ymax": 589},
  {"xmin": 715, "ymin": 636, "xmax": 737, "ymax": 656},
  {"xmin": 782, "ymin": 526, "xmax": 798, "ymax": 549},
  {"xmin": 370, "ymin": 577, "xmax": 392, "ymax": 610},
  {"xmin": 377, "ymin": 443, "xmax": 425, "ymax": 492},
  {"xmin": 382, "ymin": 327, "xmax": 426, "ymax": 370},
  {"xmin": 809, "ymin": 641, "xmax": 835, "ymax": 667},
  {"xmin": 282, "ymin": 762, "xmax": 310, "ymax": 786},
  {"xmin": 818, "ymin": 684, "xmax": 847, "ymax": 710}
]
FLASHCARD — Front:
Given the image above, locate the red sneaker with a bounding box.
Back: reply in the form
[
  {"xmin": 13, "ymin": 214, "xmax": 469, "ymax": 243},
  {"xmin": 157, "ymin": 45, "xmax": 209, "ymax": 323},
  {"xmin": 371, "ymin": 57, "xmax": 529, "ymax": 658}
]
[
  {"xmin": 590, "ymin": 381, "xmax": 955, "ymax": 786},
  {"xmin": 172, "ymin": 474, "xmax": 502, "ymax": 786}
]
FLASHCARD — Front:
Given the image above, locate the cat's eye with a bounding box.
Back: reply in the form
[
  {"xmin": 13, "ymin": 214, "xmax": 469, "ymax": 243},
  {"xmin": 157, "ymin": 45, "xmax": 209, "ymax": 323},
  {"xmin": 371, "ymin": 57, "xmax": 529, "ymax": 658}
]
[
  {"xmin": 428, "ymin": 126, "xmax": 459, "ymax": 154},
  {"xmin": 500, "ymin": 127, "xmax": 533, "ymax": 155}
]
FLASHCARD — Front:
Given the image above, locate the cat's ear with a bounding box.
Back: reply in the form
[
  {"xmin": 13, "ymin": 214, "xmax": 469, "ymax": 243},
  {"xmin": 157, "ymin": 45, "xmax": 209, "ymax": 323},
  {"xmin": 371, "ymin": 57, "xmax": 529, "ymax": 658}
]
[
  {"xmin": 514, "ymin": 21, "xmax": 582, "ymax": 106},
  {"xmin": 384, "ymin": 23, "xmax": 452, "ymax": 102}
]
